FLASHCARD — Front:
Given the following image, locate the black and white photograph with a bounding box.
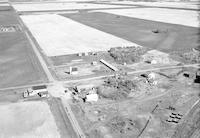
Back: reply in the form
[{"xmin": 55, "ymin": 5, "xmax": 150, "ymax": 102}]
[{"xmin": 0, "ymin": 0, "xmax": 199, "ymax": 137}]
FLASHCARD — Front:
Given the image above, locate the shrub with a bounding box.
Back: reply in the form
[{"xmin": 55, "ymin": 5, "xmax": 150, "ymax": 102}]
[
  {"xmin": 170, "ymin": 50, "xmax": 200, "ymax": 64},
  {"xmin": 97, "ymin": 76, "xmax": 138, "ymax": 100},
  {"xmin": 109, "ymin": 46, "xmax": 148, "ymax": 64}
]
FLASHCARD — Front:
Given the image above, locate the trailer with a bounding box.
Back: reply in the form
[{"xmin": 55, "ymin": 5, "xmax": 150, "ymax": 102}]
[{"xmin": 23, "ymin": 85, "xmax": 49, "ymax": 98}]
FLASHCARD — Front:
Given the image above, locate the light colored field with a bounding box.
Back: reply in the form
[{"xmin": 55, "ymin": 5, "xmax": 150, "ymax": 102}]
[
  {"xmin": 93, "ymin": 8, "xmax": 199, "ymax": 27},
  {"xmin": 0, "ymin": 0, "xmax": 8, "ymax": 3},
  {"xmin": 109, "ymin": 1, "xmax": 199, "ymax": 10},
  {"xmin": 21, "ymin": 14, "xmax": 137, "ymax": 57},
  {"xmin": 0, "ymin": 101, "xmax": 60, "ymax": 138},
  {"xmin": 13, "ymin": 2, "xmax": 134, "ymax": 12},
  {"xmin": 0, "ymin": 3, "xmax": 9, "ymax": 6}
]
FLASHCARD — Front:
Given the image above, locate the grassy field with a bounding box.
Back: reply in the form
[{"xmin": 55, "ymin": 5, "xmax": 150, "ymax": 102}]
[
  {"xmin": 0, "ymin": 101, "xmax": 60, "ymax": 138},
  {"xmin": 62, "ymin": 12, "xmax": 199, "ymax": 52},
  {"xmin": 0, "ymin": 7, "xmax": 47, "ymax": 88}
]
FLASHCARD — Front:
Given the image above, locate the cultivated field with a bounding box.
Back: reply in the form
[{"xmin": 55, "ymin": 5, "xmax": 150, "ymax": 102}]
[
  {"xmin": 62, "ymin": 12, "xmax": 199, "ymax": 52},
  {"xmin": 0, "ymin": 3, "xmax": 9, "ymax": 6},
  {"xmin": 21, "ymin": 14, "xmax": 137, "ymax": 56},
  {"xmin": 108, "ymin": 1, "xmax": 199, "ymax": 10},
  {"xmin": 0, "ymin": 7, "xmax": 47, "ymax": 88},
  {"xmin": 12, "ymin": 2, "xmax": 133, "ymax": 12},
  {"xmin": 0, "ymin": 101, "xmax": 60, "ymax": 138},
  {"xmin": 93, "ymin": 8, "xmax": 199, "ymax": 27}
]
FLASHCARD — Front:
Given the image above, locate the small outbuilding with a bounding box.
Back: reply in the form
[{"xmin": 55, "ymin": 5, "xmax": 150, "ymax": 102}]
[
  {"xmin": 148, "ymin": 72, "xmax": 156, "ymax": 80},
  {"xmin": 91, "ymin": 61, "xmax": 98, "ymax": 66},
  {"xmin": 86, "ymin": 93, "xmax": 98, "ymax": 102},
  {"xmin": 69, "ymin": 67, "xmax": 78, "ymax": 75}
]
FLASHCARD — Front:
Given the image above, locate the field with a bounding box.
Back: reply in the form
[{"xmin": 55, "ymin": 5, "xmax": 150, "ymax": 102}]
[
  {"xmin": 0, "ymin": 6, "xmax": 48, "ymax": 88},
  {"xmin": 21, "ymin": 14, "xmax": 137, "ymax": 57},
  {"xmin": 62, "ymin": 12, "xmax": 199, "ymax": 52},
  {"xmin": 2, "ymin": 1, "xmax": 200, "ymax": 138},
  {"xmin": 12, "ymin": 2, "xmax": 133, "ymax": 12},
  {"xmin": 0, "ymin": 101, "xmax": 60, "ymax": 138},
  {"xmin": 92, "ymin": 8, "xmax": 199, "ymax": 28},
  {"xmin": 107, "ymin": 1, "xmax": 199, "ymax": 10}
]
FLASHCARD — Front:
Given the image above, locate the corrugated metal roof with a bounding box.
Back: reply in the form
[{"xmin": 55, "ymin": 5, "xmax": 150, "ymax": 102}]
[{"xmin": 32, "ymin": 85, "xmax": 47, "ymax": 90}]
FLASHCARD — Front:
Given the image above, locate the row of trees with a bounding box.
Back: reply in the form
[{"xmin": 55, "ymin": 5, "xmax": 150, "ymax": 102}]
[
  {"xmin": 97, "ymin": 76, "xmax": 138, "ymax": 100},
  {"xmin": 109, "ymin": 46, "xmax": 148, "ymax": 64},
  {"xmin": 171, "ymin": 49, "xmax": 200, "ymax": 64}
]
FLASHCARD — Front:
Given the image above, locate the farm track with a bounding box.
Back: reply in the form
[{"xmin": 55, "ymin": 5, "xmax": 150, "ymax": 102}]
[
  {"xmin": 52, "ymin": 98, "xmax": 79, "ymax": 138},
  {"xmin": 10, "ymin": 3, "xmax": 85, "ymax": 137},
  {"xmin": 62, "ymin": 63, "xmax": 200, "ymax": 84},
  {"xmin": 61, "ymin": 97, "xmax": 86, "ymax": 138},
  {"xmin": 1, "ymin": 63, "xmax": 199, "ymax": 91},
  {"xmin": 0, "ymin": 82, "xmax": 50, "ymax": 92}
]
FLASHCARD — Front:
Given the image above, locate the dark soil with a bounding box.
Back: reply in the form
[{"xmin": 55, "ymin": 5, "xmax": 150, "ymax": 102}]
[
  {"xmin": 0, "ymin": 8, "xmax": 48, "ymax": 88},
  {"xmin": 61, "ymin": 12, "xmax": 199, "ymax": 53}
]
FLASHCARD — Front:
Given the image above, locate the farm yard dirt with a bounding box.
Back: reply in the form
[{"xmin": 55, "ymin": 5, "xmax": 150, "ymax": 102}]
[{"xmin": 67, "ymin": 67, "xmax": 200, "ymax": 138}]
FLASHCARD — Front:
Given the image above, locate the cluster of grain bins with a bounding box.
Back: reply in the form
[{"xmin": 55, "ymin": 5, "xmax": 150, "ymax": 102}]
[{"xmin": 21, "ymin": 14, "xmax": 136, "ymax": 57}]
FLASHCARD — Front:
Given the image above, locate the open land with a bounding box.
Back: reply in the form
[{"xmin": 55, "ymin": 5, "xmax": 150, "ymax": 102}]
[
  {"xmin": 12, "ymin": 2, "xmax": 134, "ymax": 12},
  {"xmin": 100, "ymin": 1, "xmax": 199, "ymax": 10},
  {"xmin": 92, "ymin": 8, "xmax": 199, "ymax": 27},
  {"xmin": 1, "ymin": 1, "xmax": 199, "ymax": 138},
  {"xmin": 0, "ymin": 101, "xmax": 60, "ymax": 138},
  {"xmin": 0, "ymin": 6, "xmax": 47, "ymax": 88},
  {"xmin": 16, "ymin": 1, "xmax": 199, "ymax": 82},
  {"xmin": 62, "ymin": 12, "xmax": 199, "ymax": 52},
  {"xmin": 20, "ymin": 14, "xmax": 137, "ymax": 56}
]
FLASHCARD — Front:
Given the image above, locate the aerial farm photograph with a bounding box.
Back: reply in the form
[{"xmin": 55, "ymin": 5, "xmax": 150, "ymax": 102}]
[{"xmin": 0, "ymin": 0, "xmax": 199, "ymax": 137}]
